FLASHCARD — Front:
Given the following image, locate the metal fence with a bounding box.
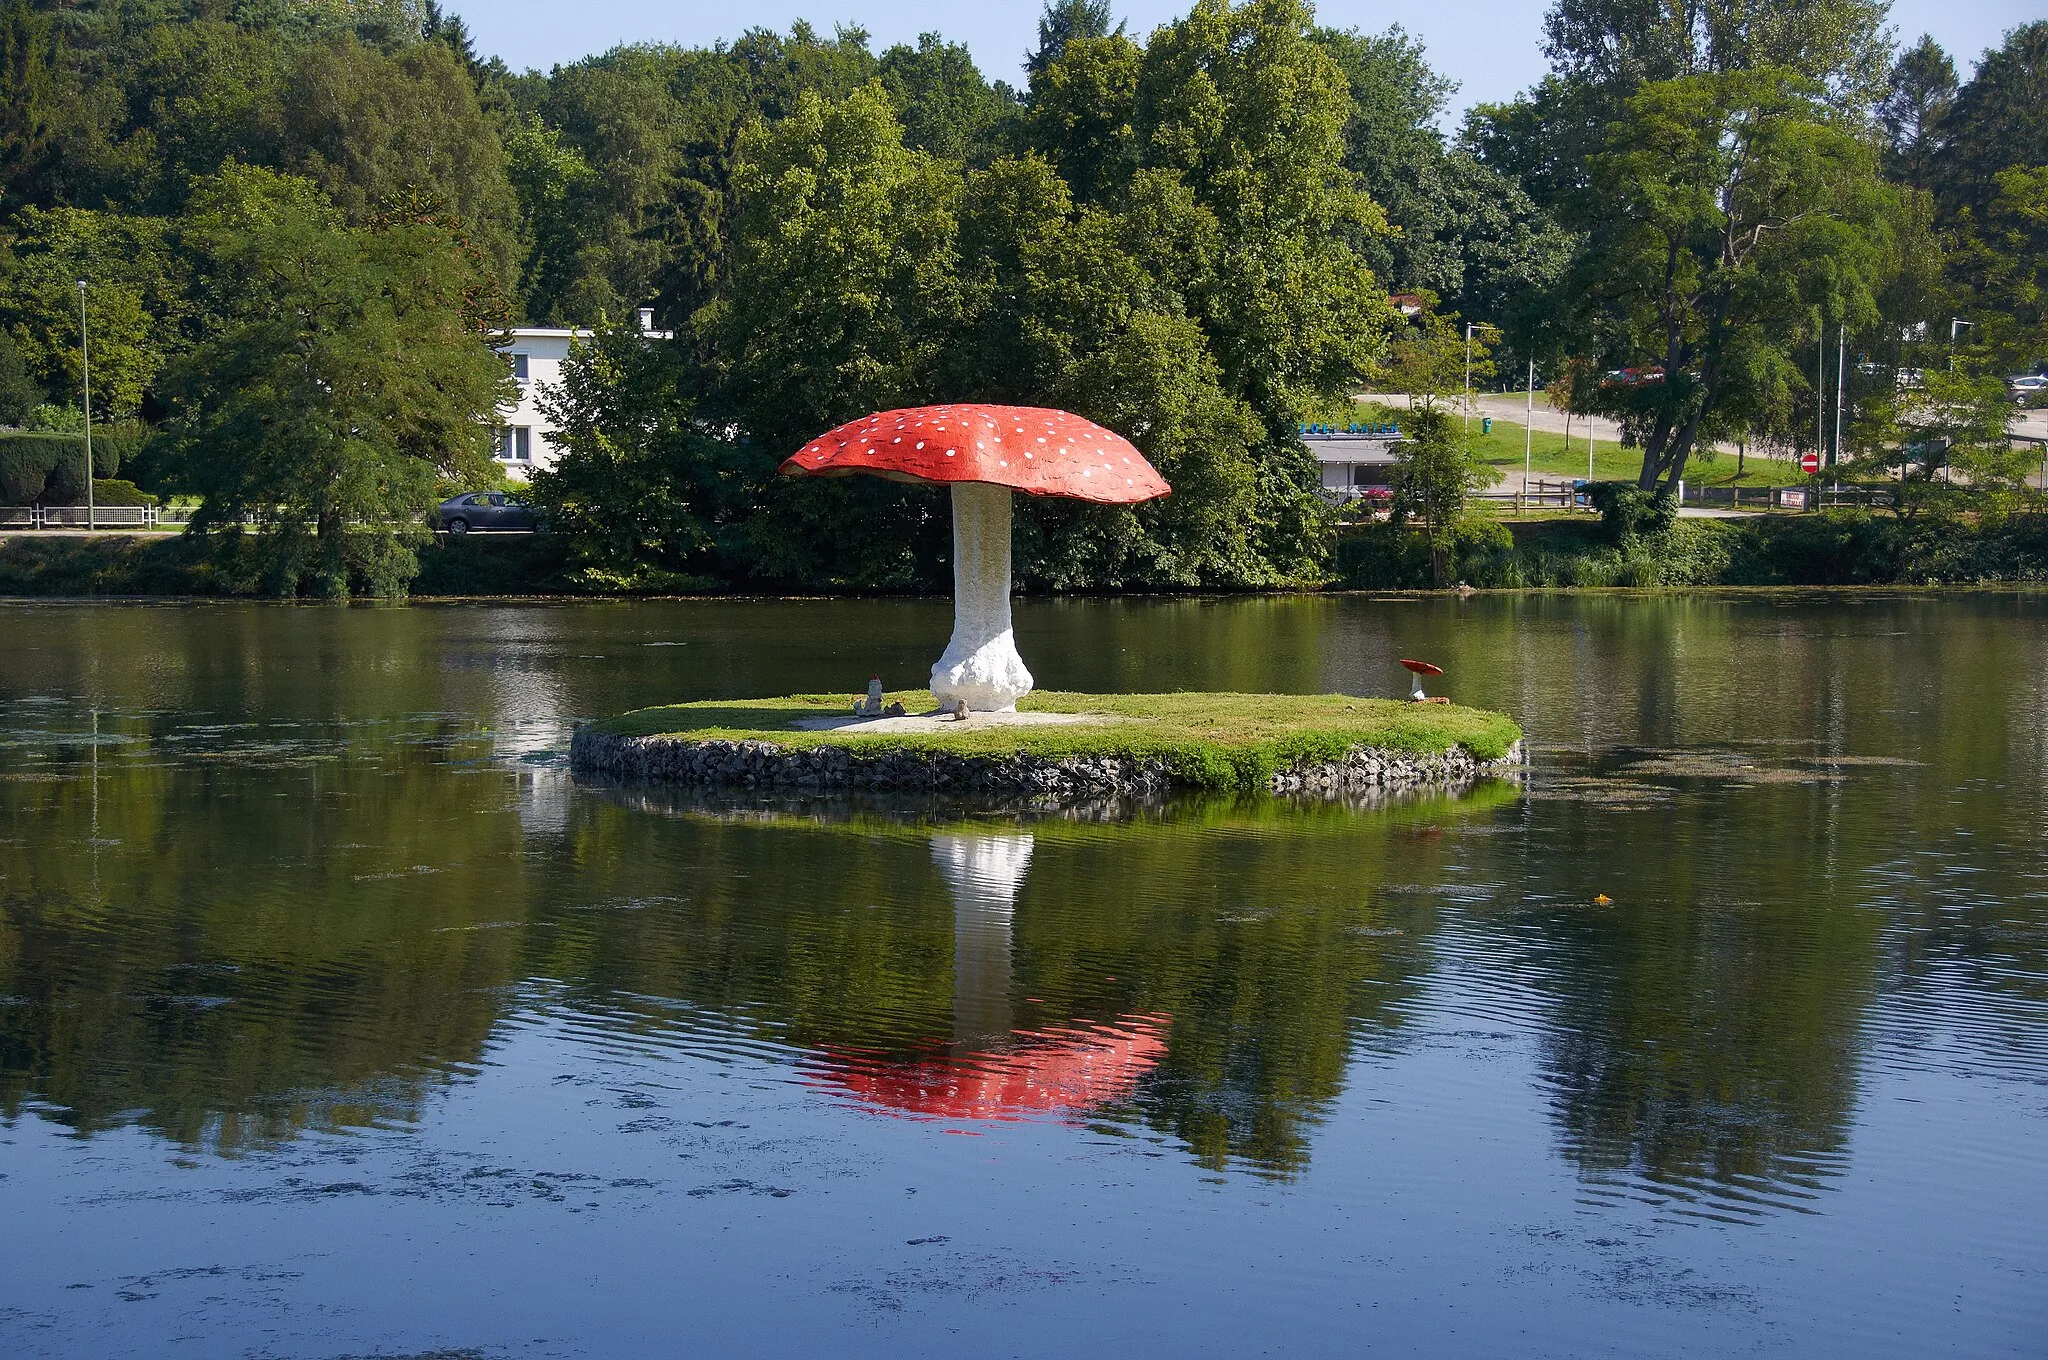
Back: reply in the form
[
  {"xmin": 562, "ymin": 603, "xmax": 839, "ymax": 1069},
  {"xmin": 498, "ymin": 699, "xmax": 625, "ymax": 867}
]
[{"xmin": 0, "ymin": 504, "xmax": 163, "ymax": 529}]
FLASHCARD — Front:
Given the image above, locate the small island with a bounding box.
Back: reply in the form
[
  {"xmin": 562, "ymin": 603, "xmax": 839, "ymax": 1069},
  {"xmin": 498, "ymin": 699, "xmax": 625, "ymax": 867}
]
[{"xmin": 571, "ymin": 691, "xmax": 1524, "ymax": 799}]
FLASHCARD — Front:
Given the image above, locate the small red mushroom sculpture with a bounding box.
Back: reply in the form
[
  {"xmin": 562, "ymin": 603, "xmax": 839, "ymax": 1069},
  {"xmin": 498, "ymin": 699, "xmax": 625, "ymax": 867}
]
[
  {"xmin": 783, "ymin": 405, "xmax": 1171, "ymax": 711},
  {"xmin": 1399, "ymin": 658, "xmax": 1448, "ymax": 703}
]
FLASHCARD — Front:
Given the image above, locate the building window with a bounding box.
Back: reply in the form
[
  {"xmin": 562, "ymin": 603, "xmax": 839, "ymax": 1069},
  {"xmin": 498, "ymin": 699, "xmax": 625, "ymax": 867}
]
[
  {"xmin": 495, "ymin": 427, "xmax": 531, "ymax": 462},
  {"xmin": 509, "ymin": 353, "xmax": 530, "ymax": 382}
]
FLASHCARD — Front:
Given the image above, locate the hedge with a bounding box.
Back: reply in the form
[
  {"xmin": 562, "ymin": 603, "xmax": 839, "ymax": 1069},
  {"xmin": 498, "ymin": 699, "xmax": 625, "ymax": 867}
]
[
  {"xmin": 1334, "ymin": 511, "xmax": 2048, "ymax": 589},
  {"xmin": 0, "ymin": 427, "xmax": 132, "ymax": 504}
]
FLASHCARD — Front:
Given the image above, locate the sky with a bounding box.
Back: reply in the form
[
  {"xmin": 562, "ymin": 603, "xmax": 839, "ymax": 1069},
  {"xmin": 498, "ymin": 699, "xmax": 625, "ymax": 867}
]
[{"xmin": 448, "ymin": 1, "xmax": 2042, "ymax": 123}]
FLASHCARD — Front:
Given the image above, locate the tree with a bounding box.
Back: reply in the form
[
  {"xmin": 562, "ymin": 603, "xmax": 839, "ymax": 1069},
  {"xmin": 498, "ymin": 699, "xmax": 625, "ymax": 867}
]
[
  {"xmin": 525, "ymin": 321, "xmax": 770, "ymax": 590},
  {"xmin": 520, "ymin": 44, "xmax": 687, "ymax": 327},
  {"xmin": 1931, "ymin": 22, "xmax": 2048, "ymax": 217},
  {"xmin": 1388, "ymin": 406, "xmax": 1499, "ymax": 586},
  {"xmin": 1562, "ymin": 70, "xmax": 1895, "ymax": 492},
  {"xmin": 1847, "ymin": 368, "xmax": 2031, "ymax": 518},
  {"xmin": 1026, "ymin": 0, "xmax": 1119, "ymax": 82},
  {"xmin": 280, "ymin": 33, "xmax": 522, "ymax": 282},
  {"xmin": 1022, "ymin": 29, "xmax": 1143, "ymax": 206},
  {"xmin": 1878, "ymin": 35, "xmax": 1956, "ymax": 189},
  {"xmin": 1381, "ymin": 303, "xmax": 1484, "ymax": 404},
  {"xmin": 0, "ymin": 331, "xmax": 41, "ymax": 424},
  {"xmin": 0, "ymin": 0, "xmax": 64, "ymax": 213},
  {"xmin": 951, "ymin": 159, "xmax": 1279, "ymax": 586},
  {"xmin": 708, "ymin": 85, "xmax": 962, "ymax": 588},
  {"xmin": 1314, "ymin": 25, "xmax": 1570, "ymax": 328},
  {"xmin": 1466, "ymin": 0, "xmax": 1893, "ymax": 216},
  {"xmin": 1540, "ymin": 0, "xmax": 1892, "ymax": 105},
  {"xmin": 878, "ymin": 34, "xmax": 1015, "ymax": 166},
  {"xmin": 0, "ymin": 207, "xmax": 186, "ymax": 420},
  {"xmin": 158, "ymin": 167, "xmax": 512, "ymax": 597},
  {"xmin": 1133, "ymin": 0, "xmax": 1392, "ymax": 434}
]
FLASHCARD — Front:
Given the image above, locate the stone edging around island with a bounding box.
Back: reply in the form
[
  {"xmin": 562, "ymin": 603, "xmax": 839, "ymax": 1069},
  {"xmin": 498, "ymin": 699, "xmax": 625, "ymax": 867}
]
[{"xmin": 570, "ymin": 726, "xmax": 1525, "ymax": 800}]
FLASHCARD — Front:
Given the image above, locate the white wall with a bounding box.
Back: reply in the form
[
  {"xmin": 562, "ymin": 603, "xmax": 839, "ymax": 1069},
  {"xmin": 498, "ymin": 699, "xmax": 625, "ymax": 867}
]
[{"xmin": 493, "ymin": 329, "xmax": 581, "ymax": 479}]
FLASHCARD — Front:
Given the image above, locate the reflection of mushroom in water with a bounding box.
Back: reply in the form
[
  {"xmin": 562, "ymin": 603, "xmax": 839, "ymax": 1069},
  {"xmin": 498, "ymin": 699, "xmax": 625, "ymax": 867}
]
[
  {"xmin": 782, "ymin": 406, "xmax": 1171, "ymax": 712},
  {"xmin": 935, "ymin": 832, "xmax": 1033, "ymax": 1051},
  {"xmin": 1399, "ymin": 658, "xmax": 1449, "ymax": 703},
  {"xmin": 812, "ymin": 831, "xmax": 1169, "ymax": 1122}
]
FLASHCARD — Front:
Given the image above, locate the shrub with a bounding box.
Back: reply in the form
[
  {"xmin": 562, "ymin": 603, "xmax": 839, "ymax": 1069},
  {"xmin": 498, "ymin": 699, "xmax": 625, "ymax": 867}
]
[
  {"xmin": 1333, "ymin": 516, "xmax": 1518, "ymax": 589},
  {"xmin": 90, "ymin": 479, "xmax": 158, "ymax": 507},
  {"xmin": 0, "ymin": 428, "xmax": 132, "ymax": 503},
  {"xmin": 0, "ymin": 433, "xmax": 79, "ymax": 503},
  {"xmin": 1586, "ymin": 481, "xmax": 1679, "ymax": 541}
]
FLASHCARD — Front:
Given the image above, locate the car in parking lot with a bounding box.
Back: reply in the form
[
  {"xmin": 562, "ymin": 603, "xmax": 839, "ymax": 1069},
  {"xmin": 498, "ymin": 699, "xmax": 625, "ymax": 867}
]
[
  {"xmin": 2010, "ymin": 374, "xmax": 2047, "ymax": 402},
  {"xmin": 436, "ymin": 492, "xmax": 539, "ymax": 534}
]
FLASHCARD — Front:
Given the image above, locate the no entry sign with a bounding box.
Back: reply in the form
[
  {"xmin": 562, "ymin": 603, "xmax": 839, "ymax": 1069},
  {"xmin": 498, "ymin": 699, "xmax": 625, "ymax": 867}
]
[{"xmin": 1801, "ymin": 450, "xmax": 1821, "ymax": 474}]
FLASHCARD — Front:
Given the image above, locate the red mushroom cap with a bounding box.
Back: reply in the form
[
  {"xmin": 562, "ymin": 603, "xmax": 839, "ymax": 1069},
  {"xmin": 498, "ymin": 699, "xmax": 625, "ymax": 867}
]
[
  {"xmin": 780, "ymin": 404, "xmax": 1170, "ymax": 505},
  {"xmin": 1399, "ymin": 659, "xmax": 1445, "ymax": 676}
]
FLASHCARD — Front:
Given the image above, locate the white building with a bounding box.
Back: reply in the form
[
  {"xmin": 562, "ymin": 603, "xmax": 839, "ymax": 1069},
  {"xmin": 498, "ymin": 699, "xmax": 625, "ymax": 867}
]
[{"xmin": 493, "ymin": 308, "xmax": 664, "ymax": 478}]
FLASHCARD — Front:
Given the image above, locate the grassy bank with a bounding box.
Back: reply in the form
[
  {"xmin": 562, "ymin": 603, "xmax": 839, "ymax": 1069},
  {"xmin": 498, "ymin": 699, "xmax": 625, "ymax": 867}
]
[
  {"xmin": 1467, "ymin": 417, "xmax": 1807, "ymax": 488},
  {"xmin": 1325, "ymin": 402, "xmax": 1809, "ymax": 488},
  {"xmin": 595, "ymin": 691, "xmax": 1524, "ymax": 791},
  {"xmin": 1335, "ymin": 511, "xmax": 2048, "ymax": 589}
]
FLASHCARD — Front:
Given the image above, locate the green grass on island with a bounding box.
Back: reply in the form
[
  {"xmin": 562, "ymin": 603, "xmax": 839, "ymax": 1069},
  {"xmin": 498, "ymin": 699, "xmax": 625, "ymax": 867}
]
[{"xmin": 593, "ymin": 691, "xmax": 1524, "ymax": 791}]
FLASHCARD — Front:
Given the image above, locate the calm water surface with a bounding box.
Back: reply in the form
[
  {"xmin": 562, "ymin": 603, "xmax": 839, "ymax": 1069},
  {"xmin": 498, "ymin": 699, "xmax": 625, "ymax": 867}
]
[{"xmin": 0, "ymin": 594, "xmax": 2043, "ymax": 1357}]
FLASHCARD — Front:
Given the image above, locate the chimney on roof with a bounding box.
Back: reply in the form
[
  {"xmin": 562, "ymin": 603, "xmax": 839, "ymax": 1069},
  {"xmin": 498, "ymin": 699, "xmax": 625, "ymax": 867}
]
[{"xmin": 636, "ymin": 307, "xmax": 655, "ymax": 333}]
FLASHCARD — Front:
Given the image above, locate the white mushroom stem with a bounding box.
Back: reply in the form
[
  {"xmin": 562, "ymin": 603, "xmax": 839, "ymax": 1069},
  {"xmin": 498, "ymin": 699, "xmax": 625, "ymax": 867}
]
[{"xmin": 930, "ymin": 481, "xmax": 1033, "ymax": 712}]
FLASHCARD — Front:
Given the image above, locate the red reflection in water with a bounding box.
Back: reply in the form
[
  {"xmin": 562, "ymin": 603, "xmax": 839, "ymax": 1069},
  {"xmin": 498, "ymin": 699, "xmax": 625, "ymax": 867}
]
[{"xmin": 813, "ymin": 1015, "xmax": 1171, "ymax": 1123}]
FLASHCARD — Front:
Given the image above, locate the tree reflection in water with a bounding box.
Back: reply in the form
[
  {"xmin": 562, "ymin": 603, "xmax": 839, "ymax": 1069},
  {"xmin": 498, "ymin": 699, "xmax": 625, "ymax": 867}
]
[{"xmin": 3, "ymin": 593, "xmax": 2043, "ymax": 1216}]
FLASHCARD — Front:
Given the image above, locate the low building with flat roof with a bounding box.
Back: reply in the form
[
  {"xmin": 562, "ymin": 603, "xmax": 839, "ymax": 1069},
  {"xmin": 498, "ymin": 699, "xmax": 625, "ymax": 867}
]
[{"xmin": 1303, "ymin": 429, "xmax": 1403, "ymax": 498}]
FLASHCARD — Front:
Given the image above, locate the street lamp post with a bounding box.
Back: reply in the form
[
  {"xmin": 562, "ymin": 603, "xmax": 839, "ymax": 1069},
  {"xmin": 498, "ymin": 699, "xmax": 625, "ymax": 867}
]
[
  {"xmin": 1463, "ymin": 322, "xmax": 1496, "ymax": 448},
  {"xmin": 1464, "ymin": 323, "xmax": 1475, "ymax": 446},
  {"xmin": 1833, "ymin": 325, "xmax": 1847, "ymax": 473},
  {"xmin": 1525, "ymin": 360, "xmax": 1534, "ymax": 503},
  {"xmin": 78, "ymin": 281, "xmax": 94, "ymax": 533}
]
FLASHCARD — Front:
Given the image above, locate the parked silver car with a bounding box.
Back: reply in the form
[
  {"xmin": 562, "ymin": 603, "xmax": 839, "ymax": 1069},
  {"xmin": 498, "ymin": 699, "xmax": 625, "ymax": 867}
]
[{"xmin": 436, "ymin": 492, "xmax": 539, "ymax": 534}]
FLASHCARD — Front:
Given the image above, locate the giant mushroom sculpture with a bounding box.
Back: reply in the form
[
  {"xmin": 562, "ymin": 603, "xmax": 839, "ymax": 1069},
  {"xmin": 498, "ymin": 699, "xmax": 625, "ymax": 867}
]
[{"xmin": 782, "ymin": 405, "xmax": 1171, "ymax": 712}]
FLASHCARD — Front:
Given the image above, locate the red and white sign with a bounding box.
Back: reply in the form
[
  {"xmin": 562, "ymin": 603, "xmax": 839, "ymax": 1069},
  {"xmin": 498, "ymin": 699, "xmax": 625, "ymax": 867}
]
[{"xmin": 1800, "ymin": 450, "xmax": 1821, "ymax": 474}]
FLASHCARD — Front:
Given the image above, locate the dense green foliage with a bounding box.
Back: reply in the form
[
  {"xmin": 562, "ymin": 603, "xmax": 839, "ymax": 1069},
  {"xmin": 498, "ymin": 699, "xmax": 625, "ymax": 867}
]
[
  {"xmin": 0, "ymin": 0, "xmax": 1454, "ymax": 594},
  {"xmin": 1469, "ymin": 3, "xmax": 2048, "ymax": 493},
  {"xmin": 153, "ymin": 166, "xmax": 512, "ymax": 596},
  {"xmin": 1336, "ymin": 511, "xmax": 2048, "ymax": 590},
  {"xmin": 1386, "ymin": 405, "xmax": 1500, "ymax": 585},
  {"xmin": 0, "ymin": 1, "xmax": 2041, "ymax": 594}
]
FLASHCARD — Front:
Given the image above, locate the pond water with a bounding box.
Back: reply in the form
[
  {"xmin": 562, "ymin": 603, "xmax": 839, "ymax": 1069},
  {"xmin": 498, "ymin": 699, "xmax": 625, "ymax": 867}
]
[{"xmin": 0, "ymin": 593, "xmax": 2043, "ymax": 1357}]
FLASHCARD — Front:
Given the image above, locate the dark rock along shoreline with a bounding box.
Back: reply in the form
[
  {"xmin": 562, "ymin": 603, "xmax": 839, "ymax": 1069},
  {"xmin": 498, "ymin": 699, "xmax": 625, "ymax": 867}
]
[{"xmin": 570, "ymin": 726, "xmax": 1525, "ymax": 799}]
